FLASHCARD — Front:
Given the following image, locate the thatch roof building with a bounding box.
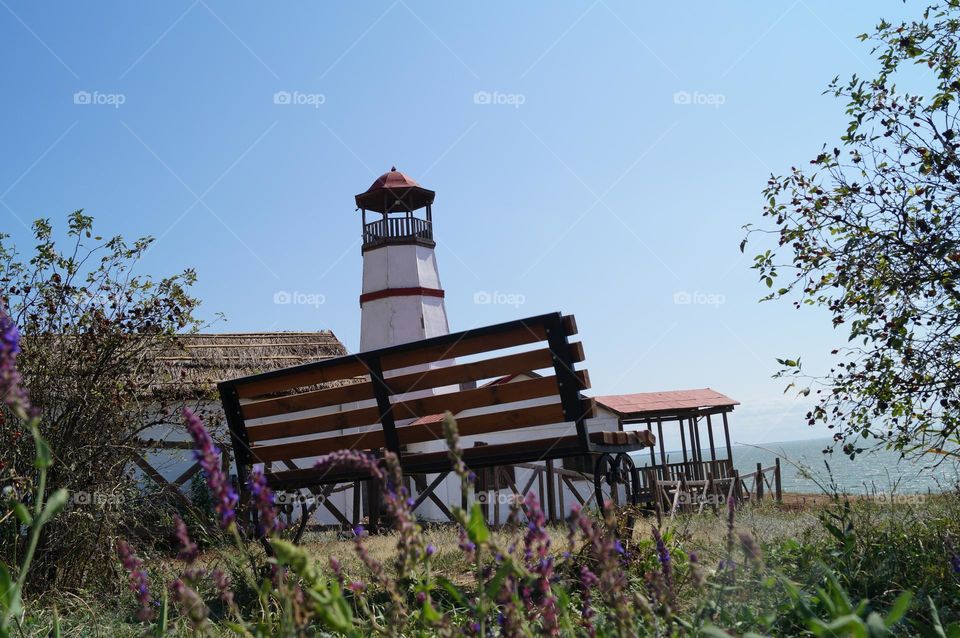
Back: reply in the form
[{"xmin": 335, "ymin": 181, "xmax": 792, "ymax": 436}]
[{"xmin": 151, "ymin": 331, "xmax": 348, "ymax": 399}]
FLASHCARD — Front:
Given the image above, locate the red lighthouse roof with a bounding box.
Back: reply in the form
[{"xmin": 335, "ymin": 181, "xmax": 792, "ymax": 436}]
[{"xmin": 355, "ymin": 167, "xmax": 435, "ymax": 213}]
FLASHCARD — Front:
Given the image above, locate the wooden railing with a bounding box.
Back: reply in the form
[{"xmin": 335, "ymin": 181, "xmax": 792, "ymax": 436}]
[
  {"xmin": 641, "ymin": 458, "xmax": 736, "ymax": 483},
  {"xmin": 363, "ymin": 216, "xmax": 432, "ymax": 246},
  {"xmin": 652, "ymin": 457, "xmax": 783, "ymax": 519}
]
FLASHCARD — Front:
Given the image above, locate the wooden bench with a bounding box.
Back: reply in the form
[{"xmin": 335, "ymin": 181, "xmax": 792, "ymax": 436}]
[{"xmin": 217, "ymin": 312, "xmax": 655, "ymax": 536}]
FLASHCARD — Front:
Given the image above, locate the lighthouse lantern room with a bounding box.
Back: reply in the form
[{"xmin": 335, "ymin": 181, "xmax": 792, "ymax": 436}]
[{"xmin": 355, "ymin": 168, "xmax": 451, "ymax": 352}]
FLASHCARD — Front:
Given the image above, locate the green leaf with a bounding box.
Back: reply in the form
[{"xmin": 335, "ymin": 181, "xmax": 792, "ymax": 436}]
[
  {"xmin": 436, "ymin": 576, "xmax": 469, "ymax": 608},
  {"xmin": 466, "ymin": 503, "xmax": 489, "ymax": 544},
  {"xmin": 51, "ymin": 605, "xmax": 61, "ymax": 638},
  {"xmin": 34, "ymin": 434, "xmax": 52, "ymax": 469},
  {"xmin": 700, "ymin": 626, "xmax": 734, "ymax": 637},
  {"xmin": 13, "ymin": 504, "xmax": 31, "ymax": 526},
  {"xmin": 884, "ymin": 591, "xmax": 913, "ymax": 627},
  {"xmin": 36, "ymin": 489, "xmax": 69, "ymax": 526},
  {"xmin": 157, "ymin": 589, "xmax": 169, "ymax": 638},
  {"xmin": 421, "ymin": 599, "xmax": 442, "ymax": 624},
  {"xmin": 0, "ymin": 563, "xmax": 21, "ymax": 619},
  {"xmin": 484, "ymin": 560, "xmax": 516, "ymax": 599}
]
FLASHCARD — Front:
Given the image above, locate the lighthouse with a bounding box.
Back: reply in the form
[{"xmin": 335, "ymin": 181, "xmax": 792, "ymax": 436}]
[{"xmin": 356, "ymin": 168, "xmax": 451, "ymax": 352}]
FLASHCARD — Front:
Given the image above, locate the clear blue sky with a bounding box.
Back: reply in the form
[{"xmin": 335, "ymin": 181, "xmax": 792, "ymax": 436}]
[{"xmin": 0, "ymin": 1, "xmax": 917, "ymax": 447}]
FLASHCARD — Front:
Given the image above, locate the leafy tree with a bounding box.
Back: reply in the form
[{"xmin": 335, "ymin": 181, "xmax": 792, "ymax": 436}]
[
  {"xmin": 0, "ymin": 211, "xmax": 206, "ymax": 590},
  {"xmin": 743, "ymin": 3, "xmax": 960, "ymax": 460}
]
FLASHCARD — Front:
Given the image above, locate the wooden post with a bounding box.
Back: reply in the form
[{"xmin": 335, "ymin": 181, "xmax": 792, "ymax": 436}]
[
  {"xmin": 657, "ymin": 418, "xmax": 667, "ymax": 479},
  {"xmin": 755, "ymin": 462, "xmax": 764, "ymax": 501},
  {"xmin": 679, "ymin": 418, "xmax": 690, "ymax": 480},
  {"xmin": 686, "ymin": 419, "xmax": 696, "ymax": 480},
  {"xmin": 538, "ymin": 469, "xmax": 545, "ymax": 511},
  {"xmin": 650, "ymin": 470, "xmax": 662, "ymax": 525},
  {"xmin": 774, "ymin": 458, "xmax": 783, "ymax": 502},
  {"xmin": 545, "ymin": 460, "xmax": 557, "ymax": 523},
  {"xmin": 647, "ymin": 421, "xmax": 656, "ymax": 468},
  {"xmin": 352, "ymin": 481, "xmax": 361, "ymax": 527},
  {"xmin": 721, "ymin": 411, "xmax": 734, "ymax": 464},
  {"xmin": 367, "ymin": 478, "xmax": 381, "ymax": 531},
  {"xmin": 493, "ymin": 466, "xmax": 501, "ymax": 527},
  {"xmin": 558, "ymin": 471, "xmax": 565, "ymax": 519},
  {"xmin": 706, "ymin": 413, "xmax": 717, "ymax": 463},
  {"xmin": 478, "ymin": 467, "xmax": 489, "ymax": 521},
  {"xmin": 691, "ymin": 418, "xmax": 703, "ymax": 480}
]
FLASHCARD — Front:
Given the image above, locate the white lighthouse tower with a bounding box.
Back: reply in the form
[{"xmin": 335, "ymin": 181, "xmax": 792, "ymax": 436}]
[{"xmin": 356, "ymin": 167, "xmax": 450, "ymax": 351}]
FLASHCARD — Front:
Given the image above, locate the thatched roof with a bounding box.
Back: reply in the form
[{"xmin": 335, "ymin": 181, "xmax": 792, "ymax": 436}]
[{"xmin": 151, "ymin": 331, "xmax": 348, "ymax": 399}]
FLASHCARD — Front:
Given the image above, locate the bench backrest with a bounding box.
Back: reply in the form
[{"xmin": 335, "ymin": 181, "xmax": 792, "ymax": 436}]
[{"xmin": 218, "ymin": 312, "xmax": 594, "ymax": 488}]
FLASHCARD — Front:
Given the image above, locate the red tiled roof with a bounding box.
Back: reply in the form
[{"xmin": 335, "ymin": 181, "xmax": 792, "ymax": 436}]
[{"xmin": 594, "ymin": 388, "xmax": 738, "ymax": 418}]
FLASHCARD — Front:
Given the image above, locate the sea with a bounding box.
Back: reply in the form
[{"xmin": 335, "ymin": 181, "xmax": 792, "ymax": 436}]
[{"xmin": 634, "ymin": 437, "xmax": 960, "ymax": 495}]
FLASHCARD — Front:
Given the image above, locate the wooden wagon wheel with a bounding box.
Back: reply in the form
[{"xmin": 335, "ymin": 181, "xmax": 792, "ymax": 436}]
[
  {"xmin": 593, "ymin": 453, "xmax": 638, "ymax": 506},
  {"xmin": 594, "ymin": 453, "xmax": 643, "ymax": 533}
]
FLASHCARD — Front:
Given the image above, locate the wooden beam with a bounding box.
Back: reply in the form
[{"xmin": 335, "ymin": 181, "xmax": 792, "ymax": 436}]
[
  {"xmin": 705, "ymin": 413, "xmax": 717, "ymax": 463},
  {"xmin": 722, "ymin": 411, "xmax": 734, "ymax": 463}
]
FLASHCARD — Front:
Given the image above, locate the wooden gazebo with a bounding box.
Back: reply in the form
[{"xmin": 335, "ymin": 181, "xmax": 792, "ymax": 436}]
[{"xmin": 594, "ymin": 388, "xmax": 777, "ymax": 512}]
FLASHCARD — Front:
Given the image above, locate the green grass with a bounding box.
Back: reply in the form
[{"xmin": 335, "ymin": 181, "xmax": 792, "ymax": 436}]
[{"xmin": 12, "ymin": 493, "xmax": 960, "ymax": 636}]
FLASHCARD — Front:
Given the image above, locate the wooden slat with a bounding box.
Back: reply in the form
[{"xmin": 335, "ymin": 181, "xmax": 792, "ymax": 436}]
[
  {"xmin": 386, "ymin": 346, "xmax": 582, "ymax": 395},
  {"xmin": 398, "ymin": 401, "xmax": 569, "ymax": 446},
  {"xmin": 241, "ymin": 378, "xmax": 373, "ymax": 420},
  {"xmin": 246, "ymin": 371, "xmax": 588, "ymax": 444},
  {"xmin": 562, "ymin": 314, "xmax": 578, "ymax": 336},
  {"xmin": 250, "ymin": 429, "xmax": 386, "ymax": 464},
  {"xmin": 390, "ymin": 372, "xmax": 589, "ymax": 421},
  {"xmin": 251, "ymin": 399, "xmax": 590, "ymax": 465},
  {"xmin": 236, "ymin": 358, "xmax": 371, "ymax": 399},
  {"xmin": 240, "ymin": 346, "xmax": 580, "ymax": 420},
  {"xmin": 379, "ymin": 324, "xmax": 548, "ymax": 372},
  {"xmin": 246, "ymin": 405, "xmax": 382, "ymax": 443}
]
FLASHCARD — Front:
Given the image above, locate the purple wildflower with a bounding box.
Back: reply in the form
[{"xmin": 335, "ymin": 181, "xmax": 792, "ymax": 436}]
[
  {"xmin": 689, "ymin": 550, "xmax": 705, "ymax": 587},
  {"xmin": 425, "ymin": 543, "xmax": 436, "ymax": 557},
  {"xmin": 952, "ymin": 554, "xmax": 960, "ymax": 575},
  {"xmin": 117, "ymin": 540, "xmax": 153, "ymax": 622},
  {"xmin": 248, "ymin": 466, "xmax": 280, "ymax": 537},
  {"xmin": 738, "ymin": 530, "xmax": 762, "ymax": 567},
  {"xmin": 458, "ymin": 527, "xmax": 476, "ymax": 560},
  {"xmin": 209, "ymin": 569, "xmax": 236, "ymax": 612},
  {"xmin": 173, "ymin": 515, "xmax": 198, "ymax": 564},
  {"xmin": 0, "ymin": 308, "xmax": 32, "ymax": 418},
  {"xmin": 183, "ymin": 408, "xmax": 237, "ymax": 529},
  {"xmin": 580, "ymin": 565, "xmax": 599, "ymax": 637},
  {"xmin": 651, "ymin": 526, "xmax": 674, "ymax": 607},
  {"xmin": 329, "ymin": 556, "xmax": 344, "ymax": 584},
  {"xmin": 169, "ymin": 578, "xmax": 210, "ymax": 631}
]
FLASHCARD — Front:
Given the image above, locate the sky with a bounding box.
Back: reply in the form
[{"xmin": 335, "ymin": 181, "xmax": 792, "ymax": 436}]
[{"xmin": 0, "ymin": 1, "xmax": 921, "ymax": 447}]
